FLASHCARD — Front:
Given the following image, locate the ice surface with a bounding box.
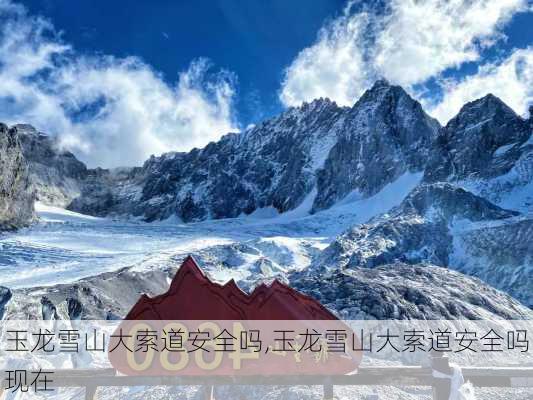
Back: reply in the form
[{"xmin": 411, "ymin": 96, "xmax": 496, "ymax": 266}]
[{"xmin": 0, "ymin": 173, "xmax": 422, "ymax": 289}]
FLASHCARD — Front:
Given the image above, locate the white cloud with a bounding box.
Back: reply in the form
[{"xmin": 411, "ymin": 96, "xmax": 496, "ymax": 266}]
[
  {"xmin": 280, "ymin": 3, "xmax": 372, "ymax": 107},
  {"xmin": 280, "ymin": 0, "xmax": 529, "ymax": 108},
  {"xmin": 426, "ymin": 48, "xmax": 533, "ymax": 124},
  {"xmin": 0, "ymin": 1, "xmax": 238, "ymax": 168},
  {"xmin": 374, "ymin": 0, "xmax": 526, "ymax": 86}
]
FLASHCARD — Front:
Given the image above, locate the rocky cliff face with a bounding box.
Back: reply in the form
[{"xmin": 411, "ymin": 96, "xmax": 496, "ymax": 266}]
[
  {"xmin": 313, "ymin": 80, "xmax": 439, "ymax": 211},
  {"xmin": 3, "ymin": 80, "xmax": 532, "ymax": 315},
  {"xmin": 14, "ymin": 124, "xmax": 90, "ymax": 207},
  {"xmin": 64, "ymin": 81, "xmax": 439, "ymax": 222},
  {"xmin": 292, "ymin": 263, "xmax": 532, "ymax": 320},
  {"xmin": 22, "ymin": 82, "xmax": 530, "ymax": 225},
  {"xmin": 312, "ymin": 183, "xmax": 532, "ymax": 307},
  {"xmin": 67, "ymin": 98, "xmax": 348, "ymax": 220},
  {"xmin": 10, "ymin": 124, "xmax": 139, "ymax": 217},
  {"xmin": 426, "ymin": 95, "xmax": 531, "ymax": 182},
  {"xmin": 0, "ymin": 124, "xmax": 34, "ymax": 230},
  {"xmin": 9, "ymin": 83, "xmax": 530, "ymax": 226}
]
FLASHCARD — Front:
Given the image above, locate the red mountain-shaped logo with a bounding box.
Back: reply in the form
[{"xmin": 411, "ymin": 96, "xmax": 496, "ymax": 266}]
[
  {"xmin": 110, "ymin": 256, "xmax": 361, "ymax": 376},
  {"xmin": 125, "ymin": 255, "xmax": 338, "ymax": 320}
]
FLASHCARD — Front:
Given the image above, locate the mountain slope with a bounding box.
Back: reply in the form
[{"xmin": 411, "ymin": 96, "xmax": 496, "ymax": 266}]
[
  {"xmin": 5, "ymin": 257, "xmax": 532, "ymax": 321},
  {"xmin": 314, "ymin": 80, "xmax": 440, "ymax": 211},
  {"xmin": 64, "ymin": 81, "xmax": 439, "ymax": 222},
  {"xmin": 2, "ymin": 80, "xmax": 532, "ymax": 314},
  {"xmin": 0, "ymin": 124, "xmax": 34, "ymax": 230},
  {"xmin": 426, "ymin": 94, "xmax": 531, "ymax": 182},
  {"xmin": 425, "ymin": 95, "xmax": 533, "ymax": 213},
  {"xmin": 314, "ymin": 183, "xmax": 532, "ymax": 307},
  {"xmin": 292, "ymin": 263, "xmax": 533, "ymax": 320}
]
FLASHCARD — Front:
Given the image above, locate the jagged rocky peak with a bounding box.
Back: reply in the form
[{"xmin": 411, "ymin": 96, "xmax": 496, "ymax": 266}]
[
  {"xmin": 354, "ymin": 79, "xmax": 409, "ymax": 105},
  {"xmin": 63, "ymin": 80, "xmax": 445, "ymax": 222},
  {"xmin": 311, "ymin": 80, "xmax": 440, "ymax": 212},
  {"xmin": 426, "ymin": 93, "xmax": 531, "ymax": 181},
  {"xmin": 352, "ymin": 79, "xmax": 433, "ymax": 120},
  {"xmin": 453, "ymin": 93, "xmax": 518, "ymax": 122},
  {"xmin": 0, "ymin": 123, "xmax": 35, "ymax": 230},
  {"xmin": 444, "ymin": 93, "xmax": 526, "ymax": 145},
  {"xmin": 20, "ymin": 81, "xmax": 532, "ymax": 226},
  {"xmin": 15, "ymin": 123, "xmax": 87, "ymax": 179},
  {"xmin": 69, "ymin": 89, "xmax": 352, "ymax": 221},
  {"xmin": 299, "ymin": 97, "xmax": 340, "ymax": 113}
]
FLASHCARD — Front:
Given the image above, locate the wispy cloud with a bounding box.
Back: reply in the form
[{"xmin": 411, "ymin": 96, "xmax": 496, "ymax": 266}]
[
  {"xmin": 374, "ymin": 0, "xmax": 525, "ymax": 86},
  {"xmin": 279, "ymin": 3, "xmax": 372, "ymax": 108},
  {"xmin": 425, "ymin": 47, "xmax": 533, "ymax": 123},
  {"xmin": 280, "ymin": 0, "xmax": 530, "ymax": 123},
  {"xmin": 0, "ymin": 0, "xmax": 238, "ymax": 168}
]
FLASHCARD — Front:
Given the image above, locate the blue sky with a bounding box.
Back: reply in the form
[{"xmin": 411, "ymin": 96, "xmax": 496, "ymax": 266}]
[
  {"xmin": 0, "ymin": 0, "xmax": 532, "ymax": 167},
  {"xmin": 21, "ymin": 0, "xmax": 348, "ymax": 125}
]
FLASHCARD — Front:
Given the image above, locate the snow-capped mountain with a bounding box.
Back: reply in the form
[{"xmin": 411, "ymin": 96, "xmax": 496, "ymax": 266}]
[
  {"xmin": 62, "ymin": 80, "xmax": 439, "ymax": 222},
  {"xmin": 426, "ymin": 94, "xmax": 532, "ymax": 182},
  {"xmin": 1, "ymin": 79, "xmax": 532, "ymax": 320},
  {"xmin": 312, "ymin": 183, "xmax": 532, "ymax": 308}
]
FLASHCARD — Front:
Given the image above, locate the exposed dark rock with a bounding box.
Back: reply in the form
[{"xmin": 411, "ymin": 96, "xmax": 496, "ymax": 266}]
[
  {"xmin": 313, "ymin": 80, "xmax": 439, "ymax": 211},
  {"xmin": 399, "ymin": 183, "xmax": 519, "ymax": 221},
  {"xmin": 14, "ymin": 124, "xmax": 88, "ymax": 207},
  {"xmin": 0, "ymin": 286, "xmax": 12, "ymax": 319},
  {"xmin": 313, "ymin": 183, "xmax": 531, "ymax": 307},
  {"xmin": 64, "ymin": 82, "xmax": 439, "ymax": 222},
  {"xmin": 66, "ymin": 297, "xmax": 83, "ymax": 320},
  {"xmin": 40, "ymin": 296, "xmax": 59, "ymax": 320},
  {"xmin": 0, "ymin": 123, "xmax": 35, "ymax": 230},
  {"xmin": 292, "ymin": 263, "xmax": 533, "ymax": 320},
  {"xmin": 425, "ymin": 94, "xmax": 531, "ymax": 182}
]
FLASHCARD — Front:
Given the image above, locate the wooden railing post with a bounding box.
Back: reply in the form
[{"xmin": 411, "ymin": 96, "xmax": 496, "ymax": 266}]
[
  {"xmin": 323, "ymin": 378, "xmax": 334, "ymax": 400},
  {"xmin": 431, "ymin": 352, "xmax": 452, "ymax": 400},
  {"xmin": 204, "ymin": 385, "xmax": 215, "ymax": 400},
  {"xmin": 85, "ymin": 385, "xmax": 98, "ymax": 400}
]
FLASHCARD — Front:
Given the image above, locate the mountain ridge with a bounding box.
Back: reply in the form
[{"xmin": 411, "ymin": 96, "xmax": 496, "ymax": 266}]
[
  {"xmin": 1, "ymin": 80, "xmax": 532, "ymax": 312},
  {"xmin": 9, "ymin": 80, "xmax": 442, "ymax": 222}
]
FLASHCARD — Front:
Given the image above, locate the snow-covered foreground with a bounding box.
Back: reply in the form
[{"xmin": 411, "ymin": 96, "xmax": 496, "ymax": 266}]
[{"xmin": 0, "ymin": 173, "xmax": 422, "ymax": 289}]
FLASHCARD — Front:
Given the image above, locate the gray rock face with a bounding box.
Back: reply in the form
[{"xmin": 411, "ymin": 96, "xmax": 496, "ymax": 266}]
[
  {"xmin": 315, "ymin": 183, "xmax": 532, "ymax": 307},
  {"xmin": 66, "ymin": 81, "xmax": 439, "ymax": 222},
  {"xmin": 0, "ymin": 286, "xmax": 12, "ymax": 319},
  {"xmin": 425, "ymin": 94, "xmax": 531, "ymax": 182},
  {"xmin": 10, "ymin": 124, "xmax": 142, "ymax": 217},
  {"xmin": 67, "ymin": 167, "xmax": 140, "ymax": 217},
  {"xmin": 10, "ymin": 266, "xmax": 175, "ymax": 320},
  {"xmin": 315, "ymin": 184, "xmax": 515, "ymax": 271},
  {"xmin": 313, "ymin": 80, "xmax": 440, "ymax": 211},
  {"xmin": 448, "ymin": 217, "xmax": 533, "ymax": 308},
  {"xmin": 292, "ymin": 263, "xmax": 533, "ymax": 320},
  {"xmin": 14, "ymin": 124, "xmax": 88, "ymax": 207},
  {"xmin": 400, "ymin": 183, "xmax": 519, "ymax": 221},
  {"xmin": 70, "ymin": 98, "xmax": 349, "ymax": 221},
  {"xmin": 0, "ymin": 123, "xmax": 34, "ymax": 230}
]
